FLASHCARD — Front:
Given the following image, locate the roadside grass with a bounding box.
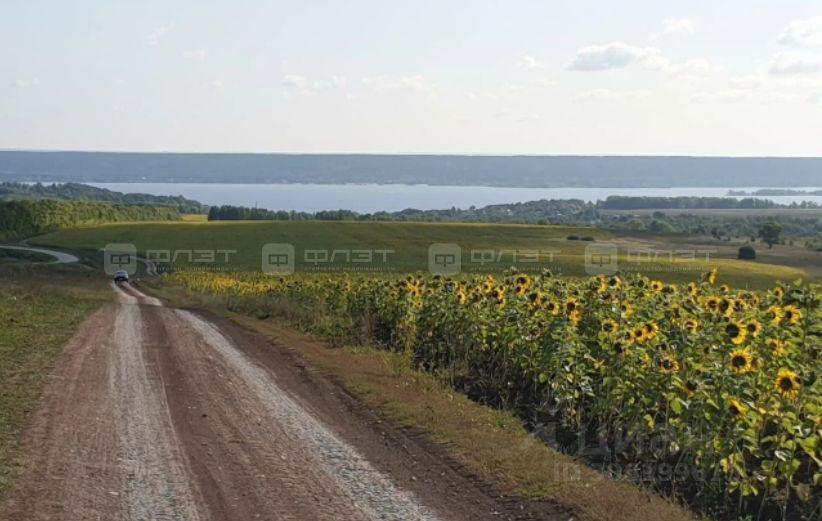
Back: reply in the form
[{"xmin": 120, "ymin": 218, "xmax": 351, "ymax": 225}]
[
  {"xmin": 0, "ymin": 249, "xmax": 54, "ymax": 264},
  {"xmin": 0, "ymin": 265, "xmax": 108, "ymax": 497},
  {"xmin": 33, "ymin": 220, "xmax": 812, "ymax": 288},
  {"xmin": 152, "ymin": 281, "xmax": 698, "ymax": 521}
]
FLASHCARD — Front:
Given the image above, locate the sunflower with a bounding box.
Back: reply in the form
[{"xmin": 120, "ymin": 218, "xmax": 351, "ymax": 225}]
[
  {"xmin": 719, "ymin": 284, "xmax": 730, "ymax": 293},
  {"xmin": 513, "ymin": 284, "xmax": 527, "ymax": 297},
  {"xmin": 514, "ymin": 274, "xmax": 532, "ymax": 290},
  {"xmin": 707, "ymin": 268, "xmax": 718, "ymax": 285},
  {"xmin": 683, "ymin": 319, "xmax": 699, "ymax": 334},
  {"xmin": 657, "ymin": 356, "xmax": 680, "ymax": 374},
  {"xmin": 783, "ymin": 305, "xmax": 802, "ymax": 325},
  {"xmin": 480, "ymin": 281, "xmax": 494, "ymax": 293},
  {"xmin": 772, "ymin": 286, "xmax": 784, "ymax": 300},
  {"xmin": 684, "ymin": 380, "xmax": 699, "ymax": 394},
  {"xmin": 767, "ymin": 338, "xmax": 786, "ymax": 356},
  {"xmin": 564, "ymin": 298, "xmax": 579, "ymax": 315},
  {"xmin": 631, "ymin": 325, "xmax": 648, "ymax": 343},
  {"xmin": 607, "ymin": 276, "xmax": 621, "ymax": 290},
  {"xmin": 729, "ymin": 348, "xmax": 755, "ymax": 374},
  {"xmin": 644, "ymin": 321, "xmax": 659, "ymax": 340},
  {"xmin": 718, "ymin": 298, "xmax": 732, "ymax": 316},
  {"xmin": 601, "ymin": 318, "xmax": 619, "ymax": 334},
  {"xmin": 705, "ymin": 296, "xmax": 720, "ymax": 313},
  {"xmin": 620, "ymin": 302, "xmax": 634, "ymax": 318},
  {"xmin": 568, "ymin": 309, "xmax": 582, "ymax": 326},
  {"xmin": 774, "ymin": 369, "xmax": 801, "ymax": 399},
  {"xmin": 745, "ymin": 320, "xmax": 762, "ymax": 338},
  {"xmin": 687, "ymin": 282, "xmax": 698, "ymax": 296},
  {"xmin": 728, "ymin": 398, "xmax": 747, "ymax": 418},
  {"xmin": 726, "ymin": 322, "xmax": 748, "ymax": 345},
  {"xmin": 456, "ymin": 290, "xmax": 468, "ymax": 305},
  {"xmin": 650, "ymin": 280, "xmax": 664, "ymax": 292},
  {"xmin": 526, "ymin": 291, "xmax": 543, "ymax": 307},
  {"xmin": 766, "ymin": 305, "xmax": 784, "ymax": 325},
  {"xmin": 545, "ymin": 300, "xmax": 560, "ymax": 316}
]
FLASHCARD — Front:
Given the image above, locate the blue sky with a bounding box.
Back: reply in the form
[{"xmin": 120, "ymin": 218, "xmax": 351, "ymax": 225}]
[{"xmin": 2, "ymin": 1, "xmax": 822, "ymax": 155}]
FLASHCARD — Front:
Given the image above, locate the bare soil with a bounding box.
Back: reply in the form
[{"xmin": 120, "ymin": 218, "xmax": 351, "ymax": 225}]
[{"xmin": 0, "ymin": 282, "xmax": 564, "ymax": 521}]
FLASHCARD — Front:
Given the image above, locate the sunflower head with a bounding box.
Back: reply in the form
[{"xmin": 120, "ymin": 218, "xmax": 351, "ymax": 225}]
[
  {"xmin": 745, "ymin": 320, "xmax": 762, "ymax": 337},
  {"xmin": 631, "ymin": 325, "xmax": 647, "ymax": 343},
  {"xmin": 545, "ymin": 300, "xmax": 560, "ymax": 315},
  {"xmin": 707, "ymin": 268, "xmax": 718, "ymax": 285},
  {"xmin": 728, "ymin": 398, "xmax": 747, "ymax": 418},
  {"xmin": 657, "ymin": 356, "xmax": 680, "ymax": 374},
  {"xmin": 514, "ymin": 274, "xmax": 531, "ymax": 287},
  {"xmin": 564, "ymin": 298, "xmax": 578, "ymax": 314},
  {"xmin": 684, "ymin": 380, "xmax": 699, "ymax": 394},
  {"xmin": 650, "ymin": 280, "xmax": 664, "ymax": 292},
  {"xmin": 687, "ymin": 282, "xmax": 698, "ymax": 296},
  {"xmin": 620, "ymin": 302, "xmax": 634, "ymax": 318},
  {"xmin": 772, "ymin": 287, "xmax": 784, "ymax": 300},
  {"xmin": 729, "ymin": 348, "xmax": 755, "ymax": 374},
  {"xmin": 726, "ymin": 322, "xmax": 748, "ymax": 345},
  {"xmin": 768, "ymin": 338, "xmax": 786, "ymax": 356},
  {"xmin": 683, "ymin": 319, "xmax": 699, "ymax": 334},
  {"xmin": 774, "ymin": 369, "xmax": 801, "ymax": 400},
  {"xmin": 526, "ymin": 291, "xmax": 543, "ymax": 307},
  {"xmin": 767, "ymin": 305, "xmax": 784, "ymax": 325},
  {"xmin": 783, "ymin": 305, "xmax": 802, "ymax": 325},
  {"xmin": 601, "ymin": 318, "xmax": 618, "ymax": 334},
  {"xmin": 513, "ymin": 284, "xmax": 527, "ymax": 297}
]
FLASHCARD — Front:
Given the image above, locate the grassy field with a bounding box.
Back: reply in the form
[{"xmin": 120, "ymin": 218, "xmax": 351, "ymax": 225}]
[
  {"xmin": 0, "ymin": 249, "xmax": 54, "ymax": 264},
  {"xmin": 32, "ymin": 220, "xmax": 812, "ymax": 288},
  {"xmin": 0, "ymin": 265, "xmax": 108, "ymax": 497}
]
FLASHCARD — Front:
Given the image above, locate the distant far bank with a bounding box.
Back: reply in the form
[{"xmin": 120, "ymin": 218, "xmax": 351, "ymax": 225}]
[{"xmin": 1, "ymin": 150, "xmax": 821, "ymax": 188}]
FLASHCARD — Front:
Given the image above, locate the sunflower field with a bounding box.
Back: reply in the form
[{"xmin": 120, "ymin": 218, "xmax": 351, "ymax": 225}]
[{"xmin": 167, "ymin": 268, "xmax": 821, "ymax": 520}]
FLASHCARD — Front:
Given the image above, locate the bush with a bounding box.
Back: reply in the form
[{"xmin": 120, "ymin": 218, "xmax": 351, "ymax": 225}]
[
  {"xmin": 738, "ymin": 245, "xmax": 756, "ymax": 260},
  {"xmin": 566, "ymin": 235, "xmax": 580, "ymax": 240}
]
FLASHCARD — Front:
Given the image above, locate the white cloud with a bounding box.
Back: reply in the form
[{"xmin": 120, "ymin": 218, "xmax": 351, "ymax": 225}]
[
  {"xmin": 809, "ymin": 92, "xmax": 822, "ymax": 105},
  {"xmin": 689, "ymin": 89, "xmax": 799, "ymax": 104},
  {"xmin": 769, "ymin": 50, "xmax": 822, "ymax": 75},
  {"xmin": 146, "ymin": 25, "xmax": 172, "ymax": 46},
  {"xmin": 729, "ymin": 74, "xmax": 766, "ymax": 89},
  {"xmin": 14, "ymin": 79, "xmax": 39, "ymax": 88},
  {"xmin": 521, "ymin": 55, "xmax": 545, "ymax": 70},
  {"xmin": 778, "ymin": 17, "xmax": 822, "ymax": 47},
  {"xmin": 283, "ymin": 74, "xmax": 348, "ymax": 93},
  {"xmin": 667, "ymin": 58, "xmax": 714, "ymax": 76},
  {"xmin": 361, "ymin": 75, "xmax": 434, "ymax": 93},
  {"xmin": 574, "ymin": 89, "xmax": 650, "ymax": 102},
  {"xmin": 529, "ymin": 78, "xmax": 559, "ymax": 88},
  {"xmin": 649, "ymin": 18, "xmax": 695, "ymax": 41},
  {"xmin": 208, "ymin": 80, "xmax": 224, "ymax": 89},
  {"xmin": 182, "ymin": 49, "xmax": 207, "ymax": 61},
  {"xmin": 567, "ymin": 42, "xmax": 667, "ymax": 71}
]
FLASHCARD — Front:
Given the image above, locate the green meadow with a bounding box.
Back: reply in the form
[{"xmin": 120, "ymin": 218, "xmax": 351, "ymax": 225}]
[{"xmin": 31, "ymin": 220, "xmax": 810, "ymax": 289}]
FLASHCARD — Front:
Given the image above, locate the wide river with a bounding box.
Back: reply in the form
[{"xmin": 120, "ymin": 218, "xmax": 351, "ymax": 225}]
[{"xmin": 88, "ymin": 183, "xmax": 822, "ymax": 213}]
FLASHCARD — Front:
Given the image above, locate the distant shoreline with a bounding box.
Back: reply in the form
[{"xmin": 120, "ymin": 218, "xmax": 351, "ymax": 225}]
[{"xmin": 3, "ymin": 151, "xmax": 822, "ymax": 188}]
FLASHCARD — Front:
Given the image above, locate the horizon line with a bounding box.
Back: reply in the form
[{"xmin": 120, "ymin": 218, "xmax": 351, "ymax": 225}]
[{"xmin": 3, "ymin": 148, "xmax": 822, "ymax": 160}]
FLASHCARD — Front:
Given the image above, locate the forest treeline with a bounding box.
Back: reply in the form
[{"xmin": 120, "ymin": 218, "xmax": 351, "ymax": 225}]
[
  {"xmin": 0, "ymin": 182, "xmax": 206, "ymax": 214},
  {"xmin": 0, "ymin": 200, "xmax": 180, "ymax": 241}
]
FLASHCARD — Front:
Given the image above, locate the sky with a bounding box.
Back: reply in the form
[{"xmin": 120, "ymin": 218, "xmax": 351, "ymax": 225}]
[{"xmin": 2, "ymin": 1, "xmax": 822, "ymax": 156}]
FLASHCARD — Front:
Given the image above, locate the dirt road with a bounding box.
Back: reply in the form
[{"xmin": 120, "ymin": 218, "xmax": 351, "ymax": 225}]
[{"xmin": 0, "ymin": 283, "xmax": 558, "ymax": 521}]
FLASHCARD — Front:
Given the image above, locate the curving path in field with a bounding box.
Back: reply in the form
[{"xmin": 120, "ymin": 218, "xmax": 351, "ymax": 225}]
[{"xmin": 0, "ymin": 244, "xmax": 79, "ymax": 263}]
